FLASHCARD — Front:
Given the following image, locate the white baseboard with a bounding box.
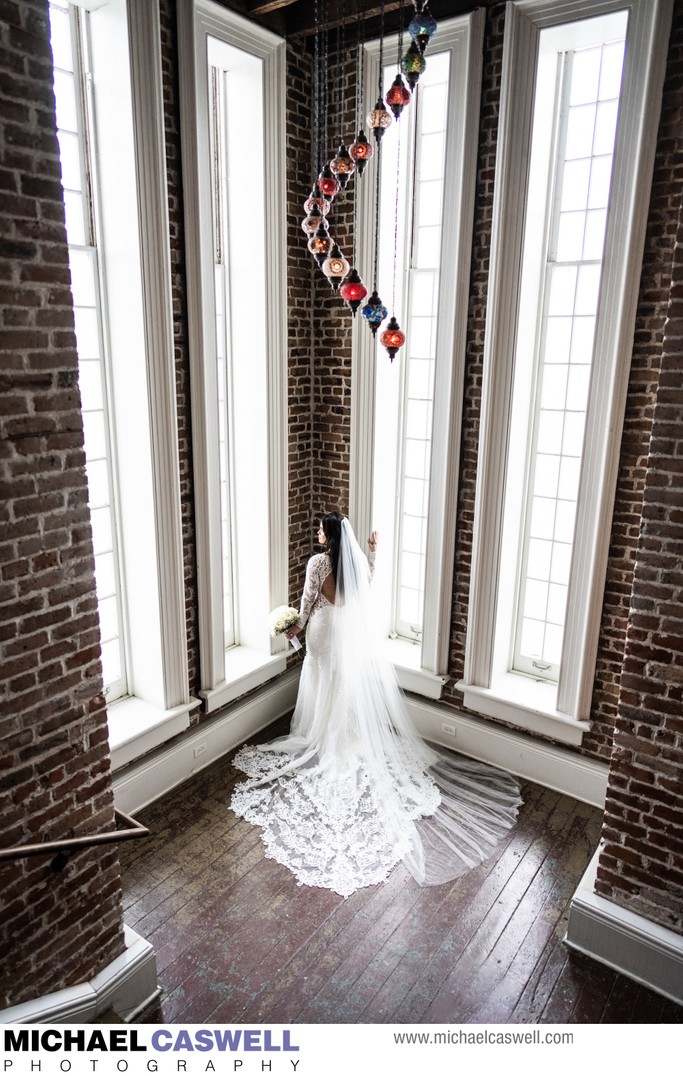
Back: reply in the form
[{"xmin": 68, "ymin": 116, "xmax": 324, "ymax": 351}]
[
  {"xmin": 565, "ymin": 846, "xmax": 683, "ymax": 1005},
  {"xmin": 0, "ymin": 926, "xmax": 158, "ymax": 1024},
  {"xmin": 112, "ymin": 667, "xmax": 300, "ymax": 815},
  {"xmin": 406, "ymin": 694, "xmax": 609, "ymax": 807}
]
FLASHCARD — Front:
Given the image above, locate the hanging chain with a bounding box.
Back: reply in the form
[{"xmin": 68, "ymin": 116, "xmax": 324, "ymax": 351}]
[
  {"xmin": 392, "ymin": 118, "xmax": 401, "ymax": 314},
  {"xmin": 373, "ymin": 137, "xmax": 382, "ymax": 289},
  {"xmin": 378, "ymin": 0, "xmax": 385, "ymax": 98}
]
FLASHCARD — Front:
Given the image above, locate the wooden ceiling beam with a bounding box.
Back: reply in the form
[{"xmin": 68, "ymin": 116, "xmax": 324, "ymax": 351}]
[{"xmin": 247, "ymin": 0, "xmax": 299, "ymax": 14}]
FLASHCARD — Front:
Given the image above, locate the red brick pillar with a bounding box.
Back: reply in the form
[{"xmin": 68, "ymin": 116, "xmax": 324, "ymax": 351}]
[
  {"xmin": 0, "ymin": 0, "xmax": 125, "ymax": 1009},
  {"xmin": 595, "ymin": 188, "xmax": 683, "ymax": 935}
]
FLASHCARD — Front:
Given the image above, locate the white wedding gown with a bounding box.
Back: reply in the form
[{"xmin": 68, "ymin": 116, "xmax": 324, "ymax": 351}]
[{"xmin": 231, "ymin": 523, "xmax": 522, "ymax": 898}]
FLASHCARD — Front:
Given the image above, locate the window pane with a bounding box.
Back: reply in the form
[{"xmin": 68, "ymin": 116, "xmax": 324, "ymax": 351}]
[
  {"xmin": 588, "ymin": 156, "xmax": 613, "ymax": 208},
  {"xmin": 418, "ymin": 133, "xmax": 445, "ymax": 181},
  {"xmin": 401, "ymin": 514, "xmax": 424, "ymax": 554},
  {"xmin": 64, "ymin": 191, "xmax": 86, "ymax": 245},
  {"xmin": 49, "ymin": 5, "xmax": 73, "ymax": 70},
  {"xmin": 560, "ymin": 159, "xmax": 590, "ymax": 210},
  {"xmin": 570, "ymin": 317, "xmax": 595, "ymax": 363},
  {"xmin": 98, "ymin": 594, "xmax": 120, "ymax": 643},
  {"xmin": 533, "ymin": 454, "xmax": 560, "ymax": 497},
  {"xmin": 403, "ymin": 477, "xmax": 427, "ymax": 516},
  {"xmin": 521, "ymin": 618, "xmax": 544, "ymax": 658},
  {"xmin": 411, "ymin": 272, "xmax": 437, "ymax": 315},
  {"xmin": 409, "ymin": 318, "xmax": 434, "ymax": 359},
  {"xmin": 73, "ymin": 306, "xmax": 100, "ymax": 358},
  {"xmin": 408, "ymin": 358, "xmax": 433, "ymax": 398},
  {"xmin": 82, "ymin": 409, "xmax": 106, "ymax": 460},
  {"xmin": 544, "ymin": 317, "xmax": 572, "ymax": 364},
  {"xmin": 399, "ymin": 588, "xmax": 420, "ymax": 626},
  {"xmin": 593, "ymin": 99, "xmax": 619, "ymax": 154},
  {"xmin": 540, "ymin": 364, "xmax": 568, "ymax": 410},
  {"xmin": 78, "ymin": 359, "xmax": 103, "ymax": 411},
  {"xmin": 556, "ymin": 211, "xmax": 585, "ymax": 262},
  {"xmin": 547, "ymin": 582, "xmax": 568, "ymax": 625},
  {"xmin": 95, "ymin": 550, "xmax": 116, "ymax": 599},
  {"xmin": 550, "ymin": 541, "xmax": 572, "ymax": 585},
  {"xmin": 537, "ymin": 411, "xmax": 564, "ymax": 454},
  {"xmin": 524, "ymin": 578, "xmax": 548, "ymax": 620},
  {"xmin": 86, "ymin": 458, "xmax": 110, "ymax": 509},
  {"xmin": 69, "ymin": 248, "xmax": 96, "ymax": 306},
  {"xmin": 530, "ymin": 497, "xmax": 556, "ymax": 540},
  {"xmin": 100, "ymin": 638, "xmax": 122, "ymax": 687},
  {"xmin": 527, "ymin": 538, "xmax": 552, "ymax": 579},
  {"xmin": 569, "ymin": 47, "xmax": 601, "ymax": 106},
  {"xmin": 417, "ymin": 181, "xmax": 443, "ymax": 226},
  {"xmin": 406, "ymin": 399, "xmax": 430, "ymax": 439},
  {"xmin": 404, "ymin": 438, "xmax": 428, "ymax": 479},
  {"xmin": 565, "ymin": 104, "xmax": 596, "ymax": 159},
  {"xmin": 548, "ymin": 266, "xmax": 577, "ymax": 315},
  {"xmin": 90, "ymin": 506, "xmax": 113, "ymax": 556},
  {"xmin": 416, "ymin": 226, "xmax": 441, "ymax": 268},
  {"xmin": 599, "ymin": 41, "xmax": 625, "ymax": 100},
  {"xmin": 575, "ymin": 264, "xmax": 601, "ymax": 315},
  {"xmin": 558, "ymin": 455, "xmax": 581, "ymax": 500},
  {"xmin": 554, "ymin": 499, "xmax": 576, "ymax": 543},
  {"xmin": 566, "ymin": 364, "xmax": 591, "ymax": 411},
  {"xmin": 56, "ymin": 129, "xmax": 82, "ymax": 191},
  {"xmin": 54, "ymin": 69, "xmax": 78, "ymax": 132}
]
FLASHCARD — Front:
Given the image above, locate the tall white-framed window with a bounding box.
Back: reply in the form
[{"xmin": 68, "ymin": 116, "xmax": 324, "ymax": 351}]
[
  {"xmin": 50, "ymin": 0, "xmax": 128, "ymax": 704},
  {"xmin": 178, "ymin": 0, "xmax": 288, "ymax": 713},
  {"xmin": 49, "ymin": 0, "xmax": 194, "ymax": 766},
  {"xmin": 460, "ymin": 0, "xmax": 673, "ymax": 745},
  {"xmin": 351, "ymin": 12, "xmax": 485, "ymax": 699}
]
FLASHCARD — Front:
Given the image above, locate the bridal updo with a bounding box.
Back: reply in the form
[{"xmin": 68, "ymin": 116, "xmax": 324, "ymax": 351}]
[{"xmin": 320, "ymin": 511, "xmax": 345, "ymax": 591}]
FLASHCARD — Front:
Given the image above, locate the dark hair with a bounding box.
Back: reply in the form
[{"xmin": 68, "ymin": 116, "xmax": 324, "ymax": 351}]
[{"xmin": 320, "ymin": 512, "xmax": 344, "ymax": 591}]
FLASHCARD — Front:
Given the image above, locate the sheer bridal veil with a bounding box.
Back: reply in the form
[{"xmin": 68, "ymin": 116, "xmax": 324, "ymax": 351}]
[{"xmin": 231, "ymin": 518, "xmax": 522, "ymax": 896}]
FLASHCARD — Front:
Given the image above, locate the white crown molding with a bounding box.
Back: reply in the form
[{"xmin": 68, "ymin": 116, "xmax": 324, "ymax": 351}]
[
  {"xmin": 566, "ymin": 846, "xmax": 683, "ymax": 1005},
  {"xmin": 0, "ymin": 927, "xmax": 158, "ymax": 1024}
]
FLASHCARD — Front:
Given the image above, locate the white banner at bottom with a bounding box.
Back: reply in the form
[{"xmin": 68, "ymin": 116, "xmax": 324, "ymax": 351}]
[{"xmin": 1, "ymin": 1023, "xmax": 677, "ymax": 1076}]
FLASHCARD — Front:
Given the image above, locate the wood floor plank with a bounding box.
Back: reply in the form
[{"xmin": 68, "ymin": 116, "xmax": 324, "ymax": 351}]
[{"xmin": 118, "ymin": 725, "xmax": 682, "ymax": 1026}]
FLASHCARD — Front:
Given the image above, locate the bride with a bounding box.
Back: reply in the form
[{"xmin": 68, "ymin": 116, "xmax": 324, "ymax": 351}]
[{"xmin": 231, "ymin": 513, "xmax": 522, "ymax": 898}]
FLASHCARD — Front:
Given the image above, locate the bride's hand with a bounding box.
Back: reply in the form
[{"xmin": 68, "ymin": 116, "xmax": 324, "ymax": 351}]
[
  {"xmin": 286, "ymin": 626, "xmax": 301, "ymax": 640},
  {"xmin": 368, "ymin": 530, "xmax": 379, "ymax": 552}
]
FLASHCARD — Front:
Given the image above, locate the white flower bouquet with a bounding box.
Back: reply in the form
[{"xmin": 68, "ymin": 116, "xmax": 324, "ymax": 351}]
[
  {"xmin": 268, "ymin": 605, "xmax": 303, "ymax": 655},
  {"xmin": 268, "ymin": 605, "xmax": 301, "ymax": 643}
]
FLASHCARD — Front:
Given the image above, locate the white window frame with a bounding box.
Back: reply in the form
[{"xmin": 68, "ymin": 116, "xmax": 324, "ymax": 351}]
[
  {"xmin": 351, "ymin": 11, "xmax": 485, "ymax": 701},
  {"xmin": 54, "ymin": 0, "xmax": 197, "ymax": 766},
  {"xmin": 177, "ymin": 0, "xmax": 288, "ymax": 713},
  {"xmin": 459, "ymin": 0, "xmax": 673, "ymax": 746}
]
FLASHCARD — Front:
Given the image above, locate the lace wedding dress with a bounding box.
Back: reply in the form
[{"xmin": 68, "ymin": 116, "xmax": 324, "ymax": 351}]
[{"xmin": 231, "ymin": 521, "xmax": 522, "ymax": 898}]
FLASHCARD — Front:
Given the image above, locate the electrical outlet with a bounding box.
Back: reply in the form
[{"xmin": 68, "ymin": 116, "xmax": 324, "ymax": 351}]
[
  {"xmin": 441, "ymin": 722, "xmax": 456, "ymax": 737},
  {"xmin": 193, "ymin": 743, "xmax": 207, "ymax": 759}
]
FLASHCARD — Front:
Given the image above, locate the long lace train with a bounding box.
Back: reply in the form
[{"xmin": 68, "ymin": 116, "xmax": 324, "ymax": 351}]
[{"xmin": 230, "ymin": 522, "xmax": 522, "ymax": 898}]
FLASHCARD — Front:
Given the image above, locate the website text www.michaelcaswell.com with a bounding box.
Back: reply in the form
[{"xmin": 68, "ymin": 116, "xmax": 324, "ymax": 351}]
[{"xmin": 393, "ymin": 1028, "xmax": 574, "ymax": 1046}]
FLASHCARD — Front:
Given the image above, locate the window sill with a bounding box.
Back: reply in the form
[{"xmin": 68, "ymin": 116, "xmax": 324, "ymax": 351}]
[
  {"xmin": 108, "ymin": 696, "xmax": 199, "ymax": 771},
  {"xmin": 199, "ymin": 647, "xmax": 288, "ymax": 714},
  {"xmin": 455, "ymin": 673, "xmax": 587, "ymax": 746},
  {"xmin": 384, "ymin": 637, "xmax": 448, "ymax": 700}
]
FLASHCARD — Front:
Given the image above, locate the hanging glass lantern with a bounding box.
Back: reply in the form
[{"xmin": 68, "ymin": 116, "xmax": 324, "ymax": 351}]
[
  {"xmin": 367, "ymin": 98, "xmax": 392, "ymax": 143},
  {"xmin": 303, "ymin": 184, "xmax": 331, "ymax": 217},
  {"xmin": 385, "ymin": 73, "xmax": 412, "ymax": 120},
  {"xmin": 307, "ymin": 224, "xmax": 334, "ymax": 264},
  {"xmin": 361, "ymin": 289, "xmax": 388, "ymax": 335},
  {"xmin": 408, "ymin": 3, "xmax": 438, "ymax": 53},
  {"xmin": 348, "ymin": 129, "xmax": 374, "ymax": 176},
  {"xmin": 330, "ymin": 143, "xmax": 355, "ymax": 189},
  {"xmin": 380, "ymin": 316, "xmax": 406, "ymax": 361},
  {"xmin": 401, "ymin": 41, "xmax": 426, "ymax": 90},
  {"xmin": 321, "ymin": 244, "xmax": 350, "ymax": 289},
  {"xmin": 339, "ymin": 268, "xmax": 368, "ymax": 315},
  {"xmin": 301, "ymin": 204, "xmax": 323, "ymax": 236},
  {"xmin": 317, "ymin": 163, "xmax": 340, "ymax": 199}
]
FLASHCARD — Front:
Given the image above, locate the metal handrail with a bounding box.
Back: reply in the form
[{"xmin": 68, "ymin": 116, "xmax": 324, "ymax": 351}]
[{"xmin": 0, "ymin": 808, "xmax": 150, "ymax": 871}]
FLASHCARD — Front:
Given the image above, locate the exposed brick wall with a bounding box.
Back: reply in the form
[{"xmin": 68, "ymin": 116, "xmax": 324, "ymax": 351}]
[
  {"xmin": 583, "ymin": 0, "xmax": 683, "ymax": 758},
  {"xmin": 286, "ymin": 38, "xmax": 317, "ymax": 600},
  {"xmin": 0, "ymin": 0, "xmax": 124, "ymax": 1009},
  {"xmin": 596, "ymin": 189, "xmax": 683, "ymax": 935}
]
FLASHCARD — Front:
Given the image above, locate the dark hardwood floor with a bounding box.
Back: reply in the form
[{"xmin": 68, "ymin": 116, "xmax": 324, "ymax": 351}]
[{"xmin": 118, "ymin": 718, "xmax": 682, "ymax": 1025}]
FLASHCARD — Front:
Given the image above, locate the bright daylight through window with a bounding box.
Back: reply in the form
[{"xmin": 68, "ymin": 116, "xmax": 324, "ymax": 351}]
[
  {"xmin": 512, "ymin": 14, "xmax": 627, "ymax": 682},
  {"xmin": 49, "ymin": 0, "xmax": 128, "ymax": 702}
]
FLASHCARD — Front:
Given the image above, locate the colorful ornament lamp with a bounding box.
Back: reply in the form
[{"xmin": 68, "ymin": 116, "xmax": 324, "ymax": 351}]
[
  {"xmin": 361, "ymin": 289, "xmax": 388, "ymax": 335},
  {"xmin": 367, "ymin": 98, "xmax": 392, "ymax": 143},
  {"xmin": 380, "ymin": 315, "xmax": 406, "ymax": 361},
  {"xmin": 385, "ymin": 73, "xmax": 412, "ymax": 120},
  {"xmin": 408, "ymin": 3, "xmax": 438, "ymax": 53},
  {"xmin": 339, "ymin": 268, "xmax": 368, "ymax": 315},
  {"xmin": 401, "ymin": 40, "xmax": 426, "ymax": 90},
  {"xmin": 322, "ymin": 244, "xmax": 350, "ymax": 289}
]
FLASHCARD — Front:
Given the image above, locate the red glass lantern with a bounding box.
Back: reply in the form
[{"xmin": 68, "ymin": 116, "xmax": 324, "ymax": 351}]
[
  {"xmin": 303, "ymin": 184, "xmax": 331, "ymax": 217},
  {"xmin": 339, "ymin": 268, "xmax": 368, "ymax": 315},
  {"xmin": 317, "ymin": 164, "xmax": 340, "ymax": 198},
  {"xmin": 348, "ymin": 129, "xmax": 374, "ymax": 176},
  {"xmin": 380, "ymin": 316, "xmax": 406, "ymax": 361},
  {"xmin": 385, "ymin": 73, "xmax": 412, "ymax": 120}
]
